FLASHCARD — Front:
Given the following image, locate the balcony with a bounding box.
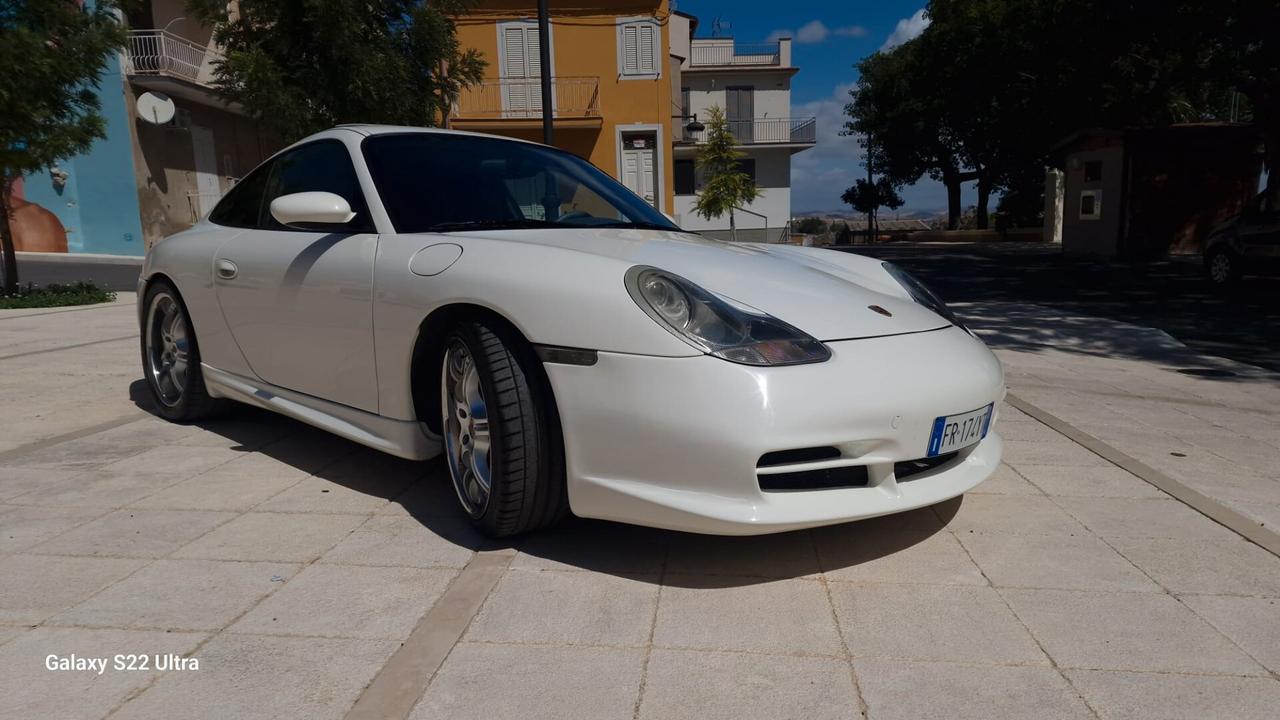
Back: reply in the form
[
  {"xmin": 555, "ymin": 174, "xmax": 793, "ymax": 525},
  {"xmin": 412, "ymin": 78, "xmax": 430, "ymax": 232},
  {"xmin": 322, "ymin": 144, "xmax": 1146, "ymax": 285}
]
[
  {"xmin": 124, "ymin": 29, "xmax": 238, "ymax": 110},
  {"xmin": 688, "ymin": 40, "xmax": 787, "ymax": 68},
  {"xmin": 678, "ymin": 117, "xmax": 817, "ymax": 146},
  {"xmin": 450, "ymin": 77, "xmax": 602, "ymax": 130},
  {"xmin": 124, "ymin": 29, "xmax": 222, "ymax": 87}
]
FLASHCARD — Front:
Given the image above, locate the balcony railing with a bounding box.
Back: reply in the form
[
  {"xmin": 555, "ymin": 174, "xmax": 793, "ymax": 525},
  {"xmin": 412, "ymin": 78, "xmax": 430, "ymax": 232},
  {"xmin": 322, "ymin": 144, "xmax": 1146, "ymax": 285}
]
[
  {"xmin": 453, "ymin": 77, "xmax": 600, "ymax": 120},
  {"xmin": 689, "ymin": 42, "xmax": 781, "ymax": 67},
  {"xmin": 124, "ymin": 29, "xmax": 222, "ymax": 87},
  {"xmin": 682, "ymin": 117, "xmax": 816, "ymax": 145}
]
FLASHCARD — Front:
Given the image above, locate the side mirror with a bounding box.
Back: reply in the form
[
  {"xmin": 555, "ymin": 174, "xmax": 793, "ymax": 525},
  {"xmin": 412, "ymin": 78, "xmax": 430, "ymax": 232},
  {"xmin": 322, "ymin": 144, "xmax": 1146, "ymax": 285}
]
[{"xmin": 270, "ymin": 192, "xmax": 355, "ymax": 226}]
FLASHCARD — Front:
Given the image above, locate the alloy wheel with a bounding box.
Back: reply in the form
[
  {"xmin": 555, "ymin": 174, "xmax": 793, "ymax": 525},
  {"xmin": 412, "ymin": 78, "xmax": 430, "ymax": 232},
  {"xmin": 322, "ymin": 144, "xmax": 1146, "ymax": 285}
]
[
  {"xmin": 441, "ymin": 340, "xmax": 493, "ymax": 517},
  {"xmin": 145, "ymin": 293, "xmax": 190, "ymax": 407},
  {"xmin": 1209, "ymin": 253, "xmax": 1232, "ymax": 283}
]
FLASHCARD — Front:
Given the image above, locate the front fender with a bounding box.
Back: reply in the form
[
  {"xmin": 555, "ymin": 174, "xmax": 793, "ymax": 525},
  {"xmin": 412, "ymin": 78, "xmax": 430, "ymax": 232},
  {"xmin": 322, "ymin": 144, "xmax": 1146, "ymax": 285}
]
[{"xmin": 372, "ymin": 234, "xmax": 700, "ymax": 420}]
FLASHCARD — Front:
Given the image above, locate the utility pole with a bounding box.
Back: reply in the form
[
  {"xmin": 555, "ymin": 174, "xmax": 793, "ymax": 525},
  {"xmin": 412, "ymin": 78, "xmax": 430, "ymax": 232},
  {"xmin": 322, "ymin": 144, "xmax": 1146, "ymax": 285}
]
[{"xmin": 537, "ymin": 0, "xmax": 553, "ymax": 145}]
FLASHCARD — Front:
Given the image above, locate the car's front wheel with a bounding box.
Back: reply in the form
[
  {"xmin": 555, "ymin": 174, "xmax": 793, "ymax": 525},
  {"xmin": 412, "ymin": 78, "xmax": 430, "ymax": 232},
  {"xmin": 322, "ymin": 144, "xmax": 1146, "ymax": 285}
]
[
  {"xmin": 1205, "ymin": 245, "xmax": 1242, "ymax": 285},
  {"xmin": 440, "ymin": 321, "xmax": 567, "ymax": 537},
  {"xmin": 141, "ymin": 281, "xmax": 223, "ymax": 421}
]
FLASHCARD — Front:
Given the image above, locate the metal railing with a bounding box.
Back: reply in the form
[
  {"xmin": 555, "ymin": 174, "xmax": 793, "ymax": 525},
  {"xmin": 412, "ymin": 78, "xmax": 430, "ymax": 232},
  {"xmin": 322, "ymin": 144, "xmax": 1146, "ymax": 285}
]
[
  {"xmin": 124, "ymin": 29, "xmax": 223, "ymax": 87},
  {"xmin": 690, "ymin": 42, "xmax": 781, "ymax": 67},
  {"xmin": 453, "ymin": 77, "xmax": 600, "ymax": 120},
  {"xmin": 683, "ymin": 117, "xmax": 817, "ymax": 145}
]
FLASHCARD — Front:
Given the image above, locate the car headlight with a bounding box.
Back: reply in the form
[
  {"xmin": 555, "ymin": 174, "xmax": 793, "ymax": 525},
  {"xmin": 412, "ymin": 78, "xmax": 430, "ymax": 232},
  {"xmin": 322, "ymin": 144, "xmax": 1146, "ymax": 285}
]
[
  {"xmin": 882, "ymin": 262, "xmax": 970, "ymax": 333},
  {"xmin": 625, "ymin": 266, "xmax": 831, "ymax": 366}
]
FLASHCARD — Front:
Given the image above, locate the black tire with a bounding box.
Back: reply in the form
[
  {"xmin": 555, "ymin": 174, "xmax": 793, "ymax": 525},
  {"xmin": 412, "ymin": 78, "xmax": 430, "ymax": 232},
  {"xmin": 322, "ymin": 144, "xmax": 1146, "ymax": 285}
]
[
  {"xmin": 1204, "ymin": 245, "xmax": 1242, "ymax": 285},
  {"xmin": 140, "ymin": 280, "xmax": 225, "ymax": 421},
  {"xmin": 440, "ymin": 320, "xmax": 568, "ymax": 537}
]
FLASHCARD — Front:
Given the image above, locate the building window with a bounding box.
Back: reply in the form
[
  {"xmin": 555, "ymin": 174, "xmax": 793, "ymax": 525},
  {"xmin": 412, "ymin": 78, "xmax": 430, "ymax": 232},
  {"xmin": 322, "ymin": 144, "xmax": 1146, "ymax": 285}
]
[
  {"xmin": 1079, "ymin": 189, "xmax": 1102, "ymax": 220},
  {"xmin": 674, "ymin": 159, "xmax": 695, "ymax": 195},
  {"xmin": 681, "ymin": 87, "xmax": 690, "ymax": 118},
  {"xmin": 618, "ymin": 19, "xmax": 660, "ymax": 78},
  {"xmin": 736, "ymin": 158, "xmax": 756, "ymax": 183},
  {"xmin": 1084, "ymin": 160, "xmax": 1102, "ymax": 183}
]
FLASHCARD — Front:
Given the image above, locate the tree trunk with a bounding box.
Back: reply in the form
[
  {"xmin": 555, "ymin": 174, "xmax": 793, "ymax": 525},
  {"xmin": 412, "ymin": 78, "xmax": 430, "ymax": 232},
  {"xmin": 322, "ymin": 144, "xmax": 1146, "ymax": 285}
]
[
  {"xmin": 975, "ymin": 172, "xmax": 992, "ymax": 230},
  {"xmin": 0, "ymin": 178, "xmax": 18, "ymax": 294},
  {"xmin": 866, "ymin": 211, "xmax": 873, "ymax": 244},
  {"xmin": 729, "ymin": 208, "xmax": 737, "ymax": 242},
  {"xmin": 944, "ymin": 177, "xmax": 962, "ymax": 230}
]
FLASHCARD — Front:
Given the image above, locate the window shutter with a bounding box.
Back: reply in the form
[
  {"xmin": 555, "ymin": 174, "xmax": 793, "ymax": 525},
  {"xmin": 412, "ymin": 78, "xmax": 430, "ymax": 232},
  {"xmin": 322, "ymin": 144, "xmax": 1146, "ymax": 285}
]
[
  {"xmin": 622, "ymin": 25, "xmax": 639, "ymax": 74},
  {"xmin": 639, "ymin": 24, "xmax": 655, "ymax": 73},
  {"xmin": 503, "ymin": 27, "xmax": 526, "ymax": 77}
]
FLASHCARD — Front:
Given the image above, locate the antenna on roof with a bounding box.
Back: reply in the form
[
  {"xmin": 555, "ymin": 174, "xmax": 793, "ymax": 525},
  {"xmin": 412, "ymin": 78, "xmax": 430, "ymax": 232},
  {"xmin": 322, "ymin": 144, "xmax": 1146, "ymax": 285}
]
[{"xmin": 711, "ymin": 16, "xmax": 730, "ymax": 37}]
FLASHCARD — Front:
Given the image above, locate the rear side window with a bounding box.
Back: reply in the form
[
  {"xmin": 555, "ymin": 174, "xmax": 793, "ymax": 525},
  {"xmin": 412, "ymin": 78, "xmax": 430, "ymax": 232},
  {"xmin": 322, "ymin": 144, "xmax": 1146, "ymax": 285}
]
[
  {"xmin": 208, "ymin": 163, "xmax": 272, "ymax": 228},
  {"xmin": 262, "ymin": 140, "xmax": 373, "ymax": 232}
]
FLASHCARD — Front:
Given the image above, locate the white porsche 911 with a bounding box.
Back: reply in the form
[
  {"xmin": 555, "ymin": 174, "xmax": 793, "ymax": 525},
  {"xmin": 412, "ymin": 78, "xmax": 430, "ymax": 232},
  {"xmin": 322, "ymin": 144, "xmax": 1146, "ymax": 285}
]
[{"xmin": 139, "ymin": 125, "xmax": 1004, "ymax": 537}]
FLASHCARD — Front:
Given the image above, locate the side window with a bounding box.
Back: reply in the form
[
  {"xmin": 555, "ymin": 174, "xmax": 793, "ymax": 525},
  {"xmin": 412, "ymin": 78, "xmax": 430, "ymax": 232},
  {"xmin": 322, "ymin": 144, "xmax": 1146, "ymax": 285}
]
[
  {"xmin": 262, "ymin": 140, "xmax": 374, "ymax": 232},
  {"xmin": 208, "ymin": 161, "xmax": 273, "ymax": 228}
]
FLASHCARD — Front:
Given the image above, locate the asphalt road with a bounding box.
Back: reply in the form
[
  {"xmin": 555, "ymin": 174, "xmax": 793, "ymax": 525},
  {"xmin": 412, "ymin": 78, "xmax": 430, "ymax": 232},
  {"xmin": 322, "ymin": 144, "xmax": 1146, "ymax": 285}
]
[{"xmin": 835, "ymin": 241, "xmax": 1280, "ymax": 374}]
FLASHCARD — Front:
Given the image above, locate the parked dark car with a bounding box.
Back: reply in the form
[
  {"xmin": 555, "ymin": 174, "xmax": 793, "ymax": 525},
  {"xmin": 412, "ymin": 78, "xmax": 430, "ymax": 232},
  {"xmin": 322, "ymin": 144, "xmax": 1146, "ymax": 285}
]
[{"xmin": 1204, "ymin": 192, "xmax": 1280, "ymax": 284}]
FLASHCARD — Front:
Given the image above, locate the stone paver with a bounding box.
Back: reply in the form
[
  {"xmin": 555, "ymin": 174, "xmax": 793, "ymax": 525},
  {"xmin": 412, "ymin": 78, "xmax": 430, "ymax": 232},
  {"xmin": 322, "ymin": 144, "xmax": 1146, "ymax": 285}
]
[
  {"xmin": 1066, "ymin": 669, "xmax": 1280, "ymax": 720},
  {"xmin": 229, "ymin": 563, "xmax": 455, "ymax": 640},
  {"xmin": 1002, "ymin": 588, "xmax": 1266, "ymax": 675},
  {"xmin": 640, "ymin": 649, "xmax": 860, "ymax": 720},
  {"xmin": 3, "ymin": 286, "xmax": 1279, "ymax": 720},
  {"xmin": 854, "ymin": 659, "xmax": 1094, "ymax": 720},
  {"xmin": 411, "ymin": 642, "xmax": 644, "ymax": 720}
]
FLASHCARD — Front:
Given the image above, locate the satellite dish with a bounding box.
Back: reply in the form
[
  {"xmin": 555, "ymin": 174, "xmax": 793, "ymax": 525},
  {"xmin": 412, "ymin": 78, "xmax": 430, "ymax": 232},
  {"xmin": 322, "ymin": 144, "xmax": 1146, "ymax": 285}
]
[{"xmin": 136, "ymin": 91, "xmax": 176, "ymax": 125}]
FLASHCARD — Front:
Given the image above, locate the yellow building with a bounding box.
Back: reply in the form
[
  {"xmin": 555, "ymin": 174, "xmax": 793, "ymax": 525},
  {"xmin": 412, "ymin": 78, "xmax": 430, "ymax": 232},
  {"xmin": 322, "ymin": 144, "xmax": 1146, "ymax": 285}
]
[{"xmin": 451, "ymin": 0, "xmax": 676, "ymax": 215}]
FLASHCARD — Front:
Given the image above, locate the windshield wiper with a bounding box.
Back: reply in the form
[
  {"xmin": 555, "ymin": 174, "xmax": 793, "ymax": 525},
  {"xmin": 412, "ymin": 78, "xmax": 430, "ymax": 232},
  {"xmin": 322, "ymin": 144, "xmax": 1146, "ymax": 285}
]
[
  {"xmin": 424, "ymin": 219, "xmax": 574, "ymax": 232},
  {"xmin": 594, "ymin": 220, "xmax": 678, "ymax": 231}
]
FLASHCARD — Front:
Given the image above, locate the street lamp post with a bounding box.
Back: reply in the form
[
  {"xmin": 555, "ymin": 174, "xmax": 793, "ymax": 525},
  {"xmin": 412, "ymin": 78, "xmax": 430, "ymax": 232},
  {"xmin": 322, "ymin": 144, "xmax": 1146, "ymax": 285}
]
[{"xmin": 537, "ymin": 0, "xmax": 553, "ymax": 145}]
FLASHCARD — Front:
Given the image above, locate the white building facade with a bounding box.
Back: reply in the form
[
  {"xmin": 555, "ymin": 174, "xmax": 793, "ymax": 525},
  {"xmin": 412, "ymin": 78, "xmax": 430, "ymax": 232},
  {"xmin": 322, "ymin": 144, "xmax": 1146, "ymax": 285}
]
[{"xmin": 668, "ymin": 18, "xmax": 815, "ymax": 242}]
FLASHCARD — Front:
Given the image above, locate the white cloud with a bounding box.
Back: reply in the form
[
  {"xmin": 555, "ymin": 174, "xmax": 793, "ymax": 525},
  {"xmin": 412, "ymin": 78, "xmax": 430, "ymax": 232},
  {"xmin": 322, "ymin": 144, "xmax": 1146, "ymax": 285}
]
[
  {"xmin": 833, "ymin": 25, "xmax": 868, "ymax": 38},
  {"xmin": 766, "ymin": 20, "xmax": 865, "ymax": 45},
  {"xmin": 795, "ymin": 20, "xmax": 830, "ymax": 43},
  {"xmin": 880, "ymin": 9, "xmax": 930, "ymax": 52}
]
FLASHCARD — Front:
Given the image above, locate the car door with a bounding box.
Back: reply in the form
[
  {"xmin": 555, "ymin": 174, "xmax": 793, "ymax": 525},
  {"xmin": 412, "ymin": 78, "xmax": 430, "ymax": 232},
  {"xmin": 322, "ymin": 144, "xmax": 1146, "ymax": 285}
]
[
  {"xmin": 212, "ymin": 139, "xmax": 381, "ymax": 413},
  {"xmin": 1238, "ymin": 195, "xmax": 1280, "ymax": 258}
]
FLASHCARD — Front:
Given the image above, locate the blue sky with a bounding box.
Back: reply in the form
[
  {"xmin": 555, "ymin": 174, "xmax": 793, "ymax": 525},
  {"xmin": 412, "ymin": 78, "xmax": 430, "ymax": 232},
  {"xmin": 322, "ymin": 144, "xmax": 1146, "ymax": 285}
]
[{"xmin": 675, "ymin": 1, "xmax": 961, "ymax": 214}]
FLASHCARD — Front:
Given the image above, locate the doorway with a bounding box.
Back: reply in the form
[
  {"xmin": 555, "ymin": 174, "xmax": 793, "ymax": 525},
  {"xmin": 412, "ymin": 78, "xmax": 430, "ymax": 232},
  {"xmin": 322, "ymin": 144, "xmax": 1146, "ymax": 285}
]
[
  {"xmin": 620, "ymin": 133, "xmax": 657, "ymax": 208},
  {"xmin": 190, "ymin": 125, "xmax": 220, "ymax": 218}
]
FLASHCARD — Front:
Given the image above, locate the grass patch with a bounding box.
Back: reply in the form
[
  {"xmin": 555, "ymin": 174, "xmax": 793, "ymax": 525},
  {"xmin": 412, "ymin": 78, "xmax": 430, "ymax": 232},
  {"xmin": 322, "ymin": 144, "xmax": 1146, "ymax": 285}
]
[{"xmin": 0, "ymin": 281, "xmax": 116, "ymax": 309}]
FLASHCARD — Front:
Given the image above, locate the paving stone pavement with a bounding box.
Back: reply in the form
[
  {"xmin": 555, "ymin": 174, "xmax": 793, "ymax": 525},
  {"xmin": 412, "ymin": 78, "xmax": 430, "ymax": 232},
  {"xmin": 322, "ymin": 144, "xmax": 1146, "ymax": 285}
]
[{"xmin": 1, "ymin": 294, "xmax": 1278, "ymax": 719}]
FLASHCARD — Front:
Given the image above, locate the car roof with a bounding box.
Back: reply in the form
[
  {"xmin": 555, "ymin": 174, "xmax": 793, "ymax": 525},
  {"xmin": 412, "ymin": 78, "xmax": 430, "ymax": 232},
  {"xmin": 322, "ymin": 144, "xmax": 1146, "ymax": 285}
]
[{"xmin": 331, "ymin": 124, "xmax": 544, "ymax": 146}]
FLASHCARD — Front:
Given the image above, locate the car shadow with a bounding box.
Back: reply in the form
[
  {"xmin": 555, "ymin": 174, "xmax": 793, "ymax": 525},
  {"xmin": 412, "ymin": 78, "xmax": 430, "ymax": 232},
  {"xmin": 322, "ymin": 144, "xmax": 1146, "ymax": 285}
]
[{"xmin": 129, "ymin": 378, "xmax": 960, "ymax": 588}]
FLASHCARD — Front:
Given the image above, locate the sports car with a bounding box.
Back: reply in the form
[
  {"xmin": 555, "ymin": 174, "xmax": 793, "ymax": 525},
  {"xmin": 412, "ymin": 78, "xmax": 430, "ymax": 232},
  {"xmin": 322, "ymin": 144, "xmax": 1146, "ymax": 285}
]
[{"xmin": 139, "ymin": 125, "xmax": 1004, "ymax": 537}]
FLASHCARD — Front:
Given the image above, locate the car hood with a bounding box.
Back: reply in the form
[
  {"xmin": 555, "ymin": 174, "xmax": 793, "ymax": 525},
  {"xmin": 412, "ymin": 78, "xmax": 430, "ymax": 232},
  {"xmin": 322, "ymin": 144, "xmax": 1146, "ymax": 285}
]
[{"xmin": 439, "ymin": 228, "xmax": 950, "ymax": 341}]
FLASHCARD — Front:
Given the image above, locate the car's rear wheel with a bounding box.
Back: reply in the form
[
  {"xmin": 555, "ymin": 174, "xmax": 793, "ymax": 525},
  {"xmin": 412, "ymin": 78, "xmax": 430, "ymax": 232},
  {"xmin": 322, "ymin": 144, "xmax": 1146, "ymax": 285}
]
[
  {"xmin": 1205, "ymin": 246, "xmax": 1241, "ymax": 285},
  {"xmin": 141, "ymin": 281, "xmax": 223, "ymax": 421},
  {"xmin": 440, "ymin": 321, "xmax": 567, "ymax": 537}
]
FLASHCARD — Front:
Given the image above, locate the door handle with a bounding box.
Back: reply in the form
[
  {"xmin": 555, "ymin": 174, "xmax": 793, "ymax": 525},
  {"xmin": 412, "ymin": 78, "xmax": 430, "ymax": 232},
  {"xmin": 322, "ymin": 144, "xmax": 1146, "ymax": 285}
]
[{"xmin": 215, "ymin": 259, "xmax": 238, "ymax": 280}]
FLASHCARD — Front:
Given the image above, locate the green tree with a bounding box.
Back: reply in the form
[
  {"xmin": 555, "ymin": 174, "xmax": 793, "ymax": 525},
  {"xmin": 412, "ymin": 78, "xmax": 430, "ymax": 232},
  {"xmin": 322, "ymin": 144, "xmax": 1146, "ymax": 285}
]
[
  {"xmin": 187, "ymin": 0, "xmax": 486, "ymax": 141},
  {"xmin": 693, "ymin": 106, "xmax": 761, "ymax": 241},
  {"xmin": 0, "ymin": 0, "xmax": 125, "ymax": 293},
  {"xmin": 841, "ymin": 176, "xmax": 904, "ymax": 242}
]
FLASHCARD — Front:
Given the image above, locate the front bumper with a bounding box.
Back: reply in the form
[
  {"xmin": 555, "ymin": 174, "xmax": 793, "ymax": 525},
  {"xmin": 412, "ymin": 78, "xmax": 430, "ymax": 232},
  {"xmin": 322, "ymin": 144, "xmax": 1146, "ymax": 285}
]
[{"xmin": 544, "ymin": 326, "xmax": 1005, "ymax": 535}]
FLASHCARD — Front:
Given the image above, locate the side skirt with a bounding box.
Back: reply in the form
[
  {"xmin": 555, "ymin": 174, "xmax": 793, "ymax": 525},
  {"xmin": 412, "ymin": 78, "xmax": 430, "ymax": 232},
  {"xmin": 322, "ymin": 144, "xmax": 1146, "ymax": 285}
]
[{"xmin": 202, "ymin": 364, "xmax": 442, "ymax": 461}]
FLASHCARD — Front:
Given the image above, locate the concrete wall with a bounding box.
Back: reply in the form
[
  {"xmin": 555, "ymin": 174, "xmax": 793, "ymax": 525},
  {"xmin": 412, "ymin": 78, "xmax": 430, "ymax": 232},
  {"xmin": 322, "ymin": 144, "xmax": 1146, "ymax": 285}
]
[
  {"xmin": 681, "ymin": 71, "xmax": 792, "ymax": 121},
  {"xmin": 1061, "ymin": 142, "xmax": 1125, "ymax": 256},
  {"xmin": 674, "ymin": 147, "xmax": 791, "ymax": 235},
  {"xmin": 18, "ymin": 53, "xmax": 146, "ymax": 255},
  {"xmin": 129, "ymin": 95, "xmax": 277, "ymax": 248}
]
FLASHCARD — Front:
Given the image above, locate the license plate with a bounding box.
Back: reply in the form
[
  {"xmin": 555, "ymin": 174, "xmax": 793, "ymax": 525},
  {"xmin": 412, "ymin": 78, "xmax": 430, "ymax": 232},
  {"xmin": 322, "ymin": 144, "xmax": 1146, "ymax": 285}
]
[{"xmin": 927, "ymin": 404, "xmax": 994, "ymax": 457}]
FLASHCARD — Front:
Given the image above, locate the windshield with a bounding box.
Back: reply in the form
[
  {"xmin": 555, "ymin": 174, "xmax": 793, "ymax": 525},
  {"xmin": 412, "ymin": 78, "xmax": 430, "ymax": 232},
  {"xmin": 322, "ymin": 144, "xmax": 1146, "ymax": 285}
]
[{"xmin": 361, "ymin": 133, "xmax": 678, "ymax": 234}]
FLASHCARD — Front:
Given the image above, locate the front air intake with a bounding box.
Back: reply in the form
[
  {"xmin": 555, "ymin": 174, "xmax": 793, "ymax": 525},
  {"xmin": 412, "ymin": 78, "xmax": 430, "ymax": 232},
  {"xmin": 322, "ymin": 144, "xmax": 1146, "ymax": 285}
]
[{"xmin": 758, "ymin": 465, "xmax": 870, "ymax": 492}]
